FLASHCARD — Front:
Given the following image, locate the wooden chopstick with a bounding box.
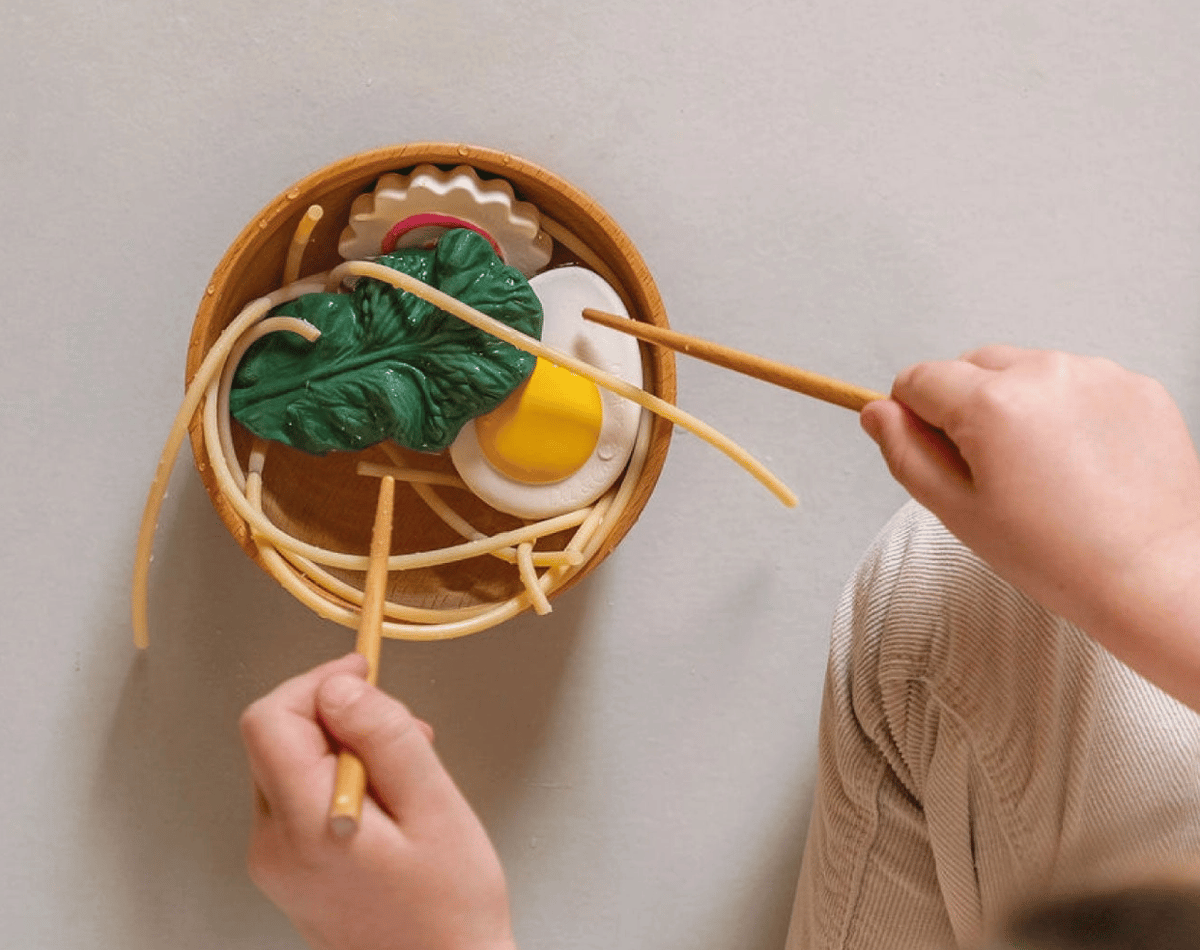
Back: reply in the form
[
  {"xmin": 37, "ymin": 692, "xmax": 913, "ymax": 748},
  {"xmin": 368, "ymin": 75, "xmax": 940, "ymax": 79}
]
[
  {"xmin": 581, "ymin": 309, "xmax": 887, "ymax": 412},
  {"xmin": 329, "ymin": 474, "xmax": 396, "ymax": 837}
]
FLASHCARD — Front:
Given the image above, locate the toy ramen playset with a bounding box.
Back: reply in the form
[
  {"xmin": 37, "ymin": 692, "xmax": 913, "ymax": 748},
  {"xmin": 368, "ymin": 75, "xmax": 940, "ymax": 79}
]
[{"xmin": 132, "ymin": 143, "xmax": 802, "ymax": 649}]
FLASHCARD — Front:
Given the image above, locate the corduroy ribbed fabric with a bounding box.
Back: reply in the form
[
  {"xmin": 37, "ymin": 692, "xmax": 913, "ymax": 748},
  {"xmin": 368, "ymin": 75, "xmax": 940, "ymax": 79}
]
[{"xmin": 785, "ymin": 502, "xmax": 1200, "ymax": 949}]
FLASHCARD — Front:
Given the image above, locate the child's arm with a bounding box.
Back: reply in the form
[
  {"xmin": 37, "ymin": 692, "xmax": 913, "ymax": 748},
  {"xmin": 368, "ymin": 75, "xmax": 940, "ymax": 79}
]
[
  {"xmin": 861, "ymin": 346, "xmax": 1200, "ymax": 710},
  {"xmin": 239, "ymin": 652, "xmax": 516, "ymax": 950}
]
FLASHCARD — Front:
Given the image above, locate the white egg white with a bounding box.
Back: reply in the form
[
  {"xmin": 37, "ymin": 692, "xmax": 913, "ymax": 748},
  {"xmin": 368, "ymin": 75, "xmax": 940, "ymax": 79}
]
[{"xmin": 449, "ymin": 266, "xmax": 645, "ymax": 519}]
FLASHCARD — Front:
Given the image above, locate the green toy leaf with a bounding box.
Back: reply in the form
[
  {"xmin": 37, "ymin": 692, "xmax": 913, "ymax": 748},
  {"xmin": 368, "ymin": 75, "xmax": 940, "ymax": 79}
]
[{"xmin": 229, "ymin": 229, "xmax": 544, "ymax": 454}]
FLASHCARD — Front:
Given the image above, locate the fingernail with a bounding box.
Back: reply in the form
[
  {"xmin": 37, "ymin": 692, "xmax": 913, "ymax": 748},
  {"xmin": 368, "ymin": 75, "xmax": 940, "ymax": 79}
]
[{"xmin": 321, "ymin": 673, "xmax": 366, "ymax": 710}]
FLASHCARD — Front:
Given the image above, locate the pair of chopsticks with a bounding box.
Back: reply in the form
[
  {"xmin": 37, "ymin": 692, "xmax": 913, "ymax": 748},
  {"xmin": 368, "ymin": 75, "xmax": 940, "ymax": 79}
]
[{"xmin": 581, "ymin": 309, "xmax": 886, "ymax": 412}]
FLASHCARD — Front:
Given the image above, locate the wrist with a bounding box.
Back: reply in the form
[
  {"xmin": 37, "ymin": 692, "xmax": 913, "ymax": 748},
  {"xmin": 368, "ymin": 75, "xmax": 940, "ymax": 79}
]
[{"xmin": 1084, "ymin": 519, "xmax": 1200, "ymax": 712}]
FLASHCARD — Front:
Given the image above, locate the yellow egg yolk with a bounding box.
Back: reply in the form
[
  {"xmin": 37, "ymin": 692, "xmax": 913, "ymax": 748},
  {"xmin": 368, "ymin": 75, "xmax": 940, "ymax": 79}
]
[{"xmin": 475, "ymin": 357, "xmax": 603, "ymax": 484}]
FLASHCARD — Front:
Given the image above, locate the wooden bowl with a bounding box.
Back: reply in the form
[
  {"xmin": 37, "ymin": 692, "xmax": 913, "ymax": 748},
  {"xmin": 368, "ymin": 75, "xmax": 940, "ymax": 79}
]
[{"xmin": 184, "ymin": 143, "xmax": 675, "ymax": 640}]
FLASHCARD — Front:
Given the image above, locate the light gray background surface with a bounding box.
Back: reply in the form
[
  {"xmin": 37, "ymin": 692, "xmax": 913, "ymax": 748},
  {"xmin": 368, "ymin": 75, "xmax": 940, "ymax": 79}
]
[{"xmin": 4, "ymin": 1, "xmax": 1200, "ymax": 947}]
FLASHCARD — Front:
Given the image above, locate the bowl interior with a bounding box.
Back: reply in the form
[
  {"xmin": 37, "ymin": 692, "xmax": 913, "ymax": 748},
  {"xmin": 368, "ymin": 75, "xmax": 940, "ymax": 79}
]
[{"xmin": 185, "ymin": 143, "xmax": 675, "ymax": 617}]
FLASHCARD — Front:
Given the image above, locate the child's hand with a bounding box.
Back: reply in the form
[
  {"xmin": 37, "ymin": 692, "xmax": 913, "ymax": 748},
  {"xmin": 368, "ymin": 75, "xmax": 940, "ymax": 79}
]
[
  {"xmin": 861, "ymin": 346, "xmax": 1200, "ymax": 703},
  {"xmin": 239, "ymin": 653, "xmax": 516, "ymax": 950}
]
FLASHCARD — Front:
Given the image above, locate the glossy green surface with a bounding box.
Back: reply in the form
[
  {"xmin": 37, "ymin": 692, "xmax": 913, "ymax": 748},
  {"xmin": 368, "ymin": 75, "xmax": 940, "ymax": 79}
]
[{"xmin": 229, "ymin": 229, "xmax": 543, "ymax": 454}]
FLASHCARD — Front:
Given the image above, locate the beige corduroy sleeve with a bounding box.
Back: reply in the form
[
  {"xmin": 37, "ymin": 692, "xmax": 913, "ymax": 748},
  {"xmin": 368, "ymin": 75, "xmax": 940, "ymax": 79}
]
[{"xmin": 786, "ymin": 502, "xmax": 1200, "ymax": 950}]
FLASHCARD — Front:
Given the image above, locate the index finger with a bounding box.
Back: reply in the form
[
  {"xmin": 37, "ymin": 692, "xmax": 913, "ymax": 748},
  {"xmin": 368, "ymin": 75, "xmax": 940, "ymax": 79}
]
[
  {"xmin": 891, "ymin": 359, "xmax": 993, "ymax": 433},
  {"xmin": 240, "ymin": 653, "xmax": 368, "ymax": 822}
]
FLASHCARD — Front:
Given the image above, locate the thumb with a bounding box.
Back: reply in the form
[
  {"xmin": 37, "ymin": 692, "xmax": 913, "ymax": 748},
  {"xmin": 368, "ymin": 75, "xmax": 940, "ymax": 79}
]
[
  {"xmin": 317, "ymin": 673, "xmax": 453, "ymax": 822},
  {"xmin": 861, "ymin": 399, "xmax": 972, "ymax": 511}
]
